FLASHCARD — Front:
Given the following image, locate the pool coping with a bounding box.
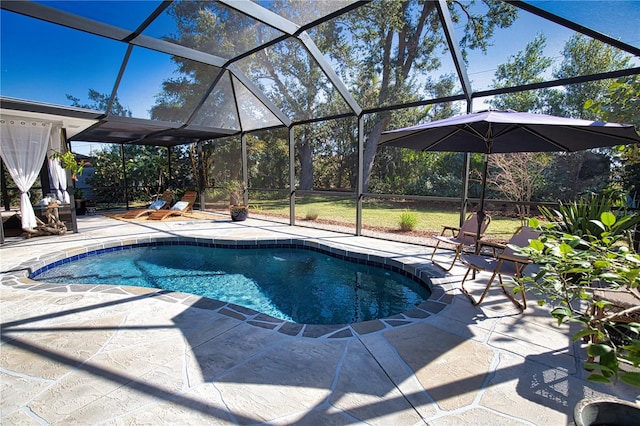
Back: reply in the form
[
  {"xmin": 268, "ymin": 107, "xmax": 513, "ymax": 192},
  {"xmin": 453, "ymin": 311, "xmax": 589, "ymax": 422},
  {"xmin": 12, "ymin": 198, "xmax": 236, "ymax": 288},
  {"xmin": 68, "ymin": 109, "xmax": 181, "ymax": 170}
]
[{"xmin": 2, "ymin": 235, "xmax": 455, "ymax": 339}]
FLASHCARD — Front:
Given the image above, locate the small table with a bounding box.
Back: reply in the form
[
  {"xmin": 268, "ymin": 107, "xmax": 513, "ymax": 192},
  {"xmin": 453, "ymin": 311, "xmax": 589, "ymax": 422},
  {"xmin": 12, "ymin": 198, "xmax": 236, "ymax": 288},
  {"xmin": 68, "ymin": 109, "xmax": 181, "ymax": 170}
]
[
  {"xmin": 593, "ymin": 289, "xmax": 640, "ymax": 324},
  {"xmin": 590, "ymin": 288, "xmax": 640, "ymax": 350}
]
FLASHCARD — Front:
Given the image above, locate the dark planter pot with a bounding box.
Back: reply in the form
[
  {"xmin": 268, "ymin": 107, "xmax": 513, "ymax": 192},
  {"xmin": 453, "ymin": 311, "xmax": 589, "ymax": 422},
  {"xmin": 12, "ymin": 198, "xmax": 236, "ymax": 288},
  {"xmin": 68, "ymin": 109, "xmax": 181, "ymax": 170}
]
[
  {"xmin": 574, "ymin": 398, "xmax": 640, "ymax": 426},
  {"xmin": 75, "ymin": 199, "xmax": 87, "ymax": 216},
  {"xmin": 230, "ymin": 206, "xmax": 248, "ymax": 222}
]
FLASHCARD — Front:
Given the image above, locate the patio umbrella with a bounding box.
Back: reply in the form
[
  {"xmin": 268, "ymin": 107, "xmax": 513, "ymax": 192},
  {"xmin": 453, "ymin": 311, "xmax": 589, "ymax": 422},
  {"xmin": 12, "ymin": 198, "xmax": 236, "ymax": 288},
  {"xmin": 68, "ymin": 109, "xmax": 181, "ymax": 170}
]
[{"xmin": 379, "ymin": 109, "xmax": 640, "ymax": 239}]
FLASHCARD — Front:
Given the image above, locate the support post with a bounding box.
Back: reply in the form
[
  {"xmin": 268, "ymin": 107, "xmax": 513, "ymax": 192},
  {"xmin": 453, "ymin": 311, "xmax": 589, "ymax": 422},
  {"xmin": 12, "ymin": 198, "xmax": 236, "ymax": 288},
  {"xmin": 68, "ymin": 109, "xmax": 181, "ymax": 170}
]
[
  {"xmin": 1, "ymin": 160, "xmax": 10, "ymax": 211},
  {"xmin": 461, "ymin": 153, "xmax": 470, "ymax": 225},
  {"xmin": 121, "ymin": 144, "xmax": 129, "ymax": 210},
  {"xmin": 241, "ymin": 133, "xmax": 248, "ymax": 205},
  {"xmin": 67, "ymin": 169, "xmax": 78, "ymax": 233},
  {"xmin": 460, "ymin": 101, "xmax": 473, "ymax": 226},
  {"xmin": 166, "ymin": 146, "xmax": 172, "ymax": 190},
  {"xmin": 39, "ymin": 157, "xmax": 52, "ymax": 199},
  {"xmin": 356, "ymin": 115, "xmax": 364, "ymax": 236},
  {"xmin": 0, "ymin": 160, "xmax": 5, "ymax": 243},
  {"xmin": 289, "ymin": 126, "xmax": 295, "ymax": 226},
  {"xmin": 63, "ymin": 130, "xmax": 78, "ymax": 233},
  {"xmin": 197, "ymin": 141, "xmax": 204, "ymax": 211}
]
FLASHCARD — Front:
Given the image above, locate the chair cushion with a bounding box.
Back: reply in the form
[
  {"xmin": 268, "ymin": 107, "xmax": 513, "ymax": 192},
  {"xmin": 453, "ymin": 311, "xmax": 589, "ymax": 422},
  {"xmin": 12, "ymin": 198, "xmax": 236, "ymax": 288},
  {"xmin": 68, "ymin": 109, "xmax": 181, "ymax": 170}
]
[
  {"xmin": 149, "ymin": 200, "xmax": 166, "ymax": 210},
  {"xmin": 171, "ymin": 201, "xmax": 189, "ymax": 211},
  {"xmin": 460, "ymin": 253, "xmax": 501, "ymax": 272}
]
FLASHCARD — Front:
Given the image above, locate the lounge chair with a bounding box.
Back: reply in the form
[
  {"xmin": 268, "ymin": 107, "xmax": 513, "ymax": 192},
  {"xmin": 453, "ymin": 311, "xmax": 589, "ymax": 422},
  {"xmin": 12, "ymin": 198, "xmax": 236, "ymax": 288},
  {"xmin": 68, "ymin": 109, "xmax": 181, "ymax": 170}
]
[
  {"xmin": 148, "ymin": 191, "xmax": 197, "ymax": 221},
  {"xmin": 122, "ymin": 190, "xmax": 174, "ymax": 219},
  {"xmin": 430, "ymin": 212, "xmax": 491, "ymax": 270},
  {"xmin": 459, "ymin": 226, "xmax": 540, "ymax": 310}
]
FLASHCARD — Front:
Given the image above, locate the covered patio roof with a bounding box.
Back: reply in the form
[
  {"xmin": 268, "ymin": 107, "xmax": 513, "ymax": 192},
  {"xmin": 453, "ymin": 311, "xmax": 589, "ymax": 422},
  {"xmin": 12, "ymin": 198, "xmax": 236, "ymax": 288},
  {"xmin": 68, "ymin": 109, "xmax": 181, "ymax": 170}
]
[{"xmin": 1, "ymin": 0, "xmax": 638, "ymax": 146}]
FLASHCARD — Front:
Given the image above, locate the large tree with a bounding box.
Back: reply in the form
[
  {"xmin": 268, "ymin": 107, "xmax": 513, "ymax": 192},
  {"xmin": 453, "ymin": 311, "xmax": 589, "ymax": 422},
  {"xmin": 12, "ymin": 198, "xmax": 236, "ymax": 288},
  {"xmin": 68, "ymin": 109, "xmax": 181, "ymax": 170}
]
[
  {"xmin": 150, "ymin": 0, "xmax": 345, "ymax": 190},
  {"xmin": 489, "ymin": 33, "xmax": 560, "ymax": 114},
  {"xmin": 549, "ymin": 34, "xmax": 631, "ymax": 199},
  {"xmin": 586, "ymin": 74, "xmax": 640, "ymax": 199},
  {"xmin": 340, "ymin": 0, "xmax": 518, "ymax": 192},
  {"xmin": 148, "ymin": 0, "xmax": 517, "ymax": 193},
  {"xmin": 554, "ymin": 34, "xmax": 631, "ymax": 120},
  {"xmin": 488, "ymin": 32, "xmax": 633, "ymax": 201},
  {"xmin": 67, "ymin": 89, "xmax": 132, "ymax": 117},
  {"xmin": 87, "ymin": 144, "xmax": 176, "ymax": 202},
  {"xmin": 486, "ymin": 35, "xmax": 556, "ymax": 210}
]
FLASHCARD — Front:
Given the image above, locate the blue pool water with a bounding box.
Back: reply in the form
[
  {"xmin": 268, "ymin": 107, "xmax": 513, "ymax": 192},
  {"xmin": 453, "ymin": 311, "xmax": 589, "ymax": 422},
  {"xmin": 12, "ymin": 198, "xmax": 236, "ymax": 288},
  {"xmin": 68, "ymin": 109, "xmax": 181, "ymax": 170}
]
[{"xmin": 33, "ymin": 245, "xmax": 431, "ymax": 324}]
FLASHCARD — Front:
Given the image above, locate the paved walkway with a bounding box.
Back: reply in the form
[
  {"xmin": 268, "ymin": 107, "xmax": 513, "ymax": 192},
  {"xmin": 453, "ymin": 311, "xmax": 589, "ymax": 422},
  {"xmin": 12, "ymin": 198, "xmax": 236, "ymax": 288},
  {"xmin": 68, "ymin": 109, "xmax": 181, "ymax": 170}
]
[{"xmin": 1, "ymin": 213, "xmax": 638, "ymax": 425}]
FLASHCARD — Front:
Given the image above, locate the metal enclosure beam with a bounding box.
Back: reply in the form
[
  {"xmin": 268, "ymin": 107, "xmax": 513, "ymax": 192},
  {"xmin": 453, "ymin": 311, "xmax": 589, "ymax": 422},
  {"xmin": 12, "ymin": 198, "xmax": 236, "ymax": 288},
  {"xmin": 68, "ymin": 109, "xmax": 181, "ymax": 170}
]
[
  {"xmin": 130, "ymin": 35, "xmax": 227, "ymax": 68},
  {"xmin": 218, "ymin": 0, "xmax": 300, "ymax": 35},
  {"xmin": 436, "ymin": 0, "xmax": 473, "ymax": 102},
  {"xmin": 460, "ymin": 101, "xmax": 473, "ymax": 225},
  {"xmin": 356, "ymin": 115, "xmax": 364, "ymax": 236},
  {"xmin": 228, "ymin": 65, "xmax": 293, "ymax": 128},
  {"xmin": 289, "ymin": 126, "xmax": 296, "ymax": 226},
  {"xmin": 505, "ymin": 0, "xmax": 640, "ymax": 57},
  {"xmin": 166, "ymin": 146, "xmax": 172, "ymax": 189},
  {"xmin": 298, "ymin": 32, "xmax": 363, "ymax": 116},
  {"xmin": 120, "ymin": 144, "xmax": 129, "ymax": 210},
  {"xmin": 63, "ymin": 130, "xmax": 78, "ymax": 234},
  {"xmin": 197, "ymin": 141, "xmax": 205, "ymax": 211},
  {"xmin": 241, "ymin": 133, "xmax": 248, "ymax": 206},
  {"xmin": 1, "ymin": 1, "xmax": 131, "ymax": 40}
]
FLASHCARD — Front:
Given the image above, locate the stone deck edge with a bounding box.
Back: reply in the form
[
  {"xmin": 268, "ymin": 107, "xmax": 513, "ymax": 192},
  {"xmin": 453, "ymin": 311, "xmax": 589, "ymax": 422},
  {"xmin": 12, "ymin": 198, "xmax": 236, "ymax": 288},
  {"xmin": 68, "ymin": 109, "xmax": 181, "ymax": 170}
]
[{"xmin": 2, "ymin": 235, "xmax": 454, "ymax": 339}]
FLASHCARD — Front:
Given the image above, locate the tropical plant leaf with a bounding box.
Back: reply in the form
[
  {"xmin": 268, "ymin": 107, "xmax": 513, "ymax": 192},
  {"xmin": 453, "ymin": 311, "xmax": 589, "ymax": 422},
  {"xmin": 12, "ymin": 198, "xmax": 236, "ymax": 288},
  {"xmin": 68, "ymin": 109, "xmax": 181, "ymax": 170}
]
[
  {"xmin": 573, "ymin": 328, "xmax": 597, "ymax": 341},
  {"xmin": 586, "ymin": 374, "xmax": 612, "ymax": 383},
  {"xmin": 621, "ymin": 372, "xmax": 640, "ymax": 387}
]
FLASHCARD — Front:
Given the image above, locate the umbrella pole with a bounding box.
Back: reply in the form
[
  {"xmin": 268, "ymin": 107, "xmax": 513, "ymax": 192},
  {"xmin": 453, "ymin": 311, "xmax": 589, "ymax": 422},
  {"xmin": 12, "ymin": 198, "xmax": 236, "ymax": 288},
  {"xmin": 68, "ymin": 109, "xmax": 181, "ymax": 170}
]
[
  {"xmin": 475, "ymin": 154, "xmax": 489, "ymax": 252},
  {"xmin": 469, "ymin": 154, "xmax": 489, "ymax": 281}
]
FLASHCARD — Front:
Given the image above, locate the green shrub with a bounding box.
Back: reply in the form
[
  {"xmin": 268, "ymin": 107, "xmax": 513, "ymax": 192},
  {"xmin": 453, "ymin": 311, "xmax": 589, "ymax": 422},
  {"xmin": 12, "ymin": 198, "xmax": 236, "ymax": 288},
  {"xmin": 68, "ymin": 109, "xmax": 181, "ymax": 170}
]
[
  {"xmin": 539, "ymin": 193, "xmax": 640, "ymax": 246},
  {"xmin": 305, "ymin": 208, "xmax": 319, "ymax": 221},
  {"xmin": 399, "ymin": 210, "xmax": 418, "ymax": 231}
]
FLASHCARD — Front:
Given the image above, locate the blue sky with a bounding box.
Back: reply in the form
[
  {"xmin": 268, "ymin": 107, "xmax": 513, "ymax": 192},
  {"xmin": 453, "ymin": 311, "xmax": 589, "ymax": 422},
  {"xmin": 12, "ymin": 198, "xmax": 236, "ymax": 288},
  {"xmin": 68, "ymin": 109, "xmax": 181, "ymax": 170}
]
[
  {"xmin": 465, "ymin": 1, "xmax": 639, "ymax": 91},
  {"xmin": 1, "ymin": 0, "xmax": 638, "ymax": 155},
  {"xmin": 2, "ymin": 1, "xmax": 638, "ymax": 110},
  {"xmin": 0, "ymin": 2, "xmax": 176, "ymax": 114}
]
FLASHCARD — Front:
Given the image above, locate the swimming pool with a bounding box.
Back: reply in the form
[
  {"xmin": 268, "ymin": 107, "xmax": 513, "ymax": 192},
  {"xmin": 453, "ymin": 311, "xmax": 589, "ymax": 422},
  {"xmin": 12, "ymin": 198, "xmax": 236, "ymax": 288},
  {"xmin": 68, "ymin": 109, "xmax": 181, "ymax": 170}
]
[{"xmin": 32, "ymin": 243, "xmax": 431, "ymax": 325}]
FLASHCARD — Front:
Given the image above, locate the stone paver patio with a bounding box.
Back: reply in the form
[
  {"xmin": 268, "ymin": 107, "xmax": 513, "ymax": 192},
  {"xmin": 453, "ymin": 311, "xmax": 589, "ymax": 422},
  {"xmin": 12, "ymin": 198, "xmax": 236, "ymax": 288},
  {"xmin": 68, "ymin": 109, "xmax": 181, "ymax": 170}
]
[{"xmin": 1, "ymin": 213, "xmax": 638, "ymax": 425}]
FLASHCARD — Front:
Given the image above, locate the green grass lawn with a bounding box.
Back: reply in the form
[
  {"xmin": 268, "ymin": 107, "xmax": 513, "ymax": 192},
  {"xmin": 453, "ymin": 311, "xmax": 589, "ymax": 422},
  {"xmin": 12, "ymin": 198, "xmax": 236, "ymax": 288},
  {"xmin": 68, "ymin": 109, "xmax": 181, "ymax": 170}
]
[{"xmin": 250, "ymin": 196, "xmax": 525, "ymax": 240}]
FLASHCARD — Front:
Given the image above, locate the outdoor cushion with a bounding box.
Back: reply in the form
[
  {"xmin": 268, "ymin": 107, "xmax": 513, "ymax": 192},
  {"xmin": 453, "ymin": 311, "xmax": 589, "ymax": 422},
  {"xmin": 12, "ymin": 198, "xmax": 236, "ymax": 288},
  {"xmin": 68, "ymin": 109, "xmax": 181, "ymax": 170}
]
[
  {"xmin": 149, "ymin": 200, "xmax": 166, "ymax": 210},
  {"xmin": 171, "ymin": 201, "xmax": 189, "ymax": 211}
]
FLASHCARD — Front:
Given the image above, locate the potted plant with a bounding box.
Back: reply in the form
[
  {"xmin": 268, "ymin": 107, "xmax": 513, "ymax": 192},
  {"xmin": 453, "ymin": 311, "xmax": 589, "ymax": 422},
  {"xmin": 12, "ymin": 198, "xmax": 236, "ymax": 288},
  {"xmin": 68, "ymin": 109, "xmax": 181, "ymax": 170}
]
[
  {"xmin": 573, "ymin": 397, "xmax": 640, "ymax": 426},
  {"xmin": 517, "ymin": 194, "xmax": 640, "ymax": 387},
  {"xmin": 51, "ymin": 150, "xmax": 83, "ymax": 181},
  {"xmin": 223, "ymin": 180, "xmax": 248, "ymax": 221}
]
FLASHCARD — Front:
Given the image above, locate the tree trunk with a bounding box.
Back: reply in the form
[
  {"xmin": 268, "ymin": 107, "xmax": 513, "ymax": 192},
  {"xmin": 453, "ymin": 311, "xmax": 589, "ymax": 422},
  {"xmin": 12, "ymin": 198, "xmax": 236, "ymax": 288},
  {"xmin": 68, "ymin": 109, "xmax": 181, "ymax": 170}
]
[
  {"xmin": 362, "ymin": 115, "xmax": 391, "ymax": 193},
  {"xmin": 298, "ymin": 140, "xmax": 314, "ymax": 190}
]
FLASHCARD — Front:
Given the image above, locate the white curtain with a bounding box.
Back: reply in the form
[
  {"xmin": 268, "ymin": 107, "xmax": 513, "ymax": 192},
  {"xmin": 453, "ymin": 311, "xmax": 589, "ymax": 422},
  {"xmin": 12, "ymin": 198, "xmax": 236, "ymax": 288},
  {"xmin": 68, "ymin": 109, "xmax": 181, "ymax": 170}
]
[
  {"xmin": 0, "ymin": 116, "xmax": 53, "ymax": 230},
  {"xmin": 47, "ymin": 125, "xmax": 70, "ymax": 203},
  {"xmin": 48, "ymin": 154, "xmax": 61, "ymax": 201}
]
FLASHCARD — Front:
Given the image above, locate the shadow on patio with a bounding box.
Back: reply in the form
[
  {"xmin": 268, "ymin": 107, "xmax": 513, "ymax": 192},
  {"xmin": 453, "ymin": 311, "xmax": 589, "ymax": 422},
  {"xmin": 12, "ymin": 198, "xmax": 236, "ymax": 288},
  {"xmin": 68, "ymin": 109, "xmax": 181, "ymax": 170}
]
[{"xmin": 2, "ymin": 273, "xmax": 634, "ymax": 424}]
